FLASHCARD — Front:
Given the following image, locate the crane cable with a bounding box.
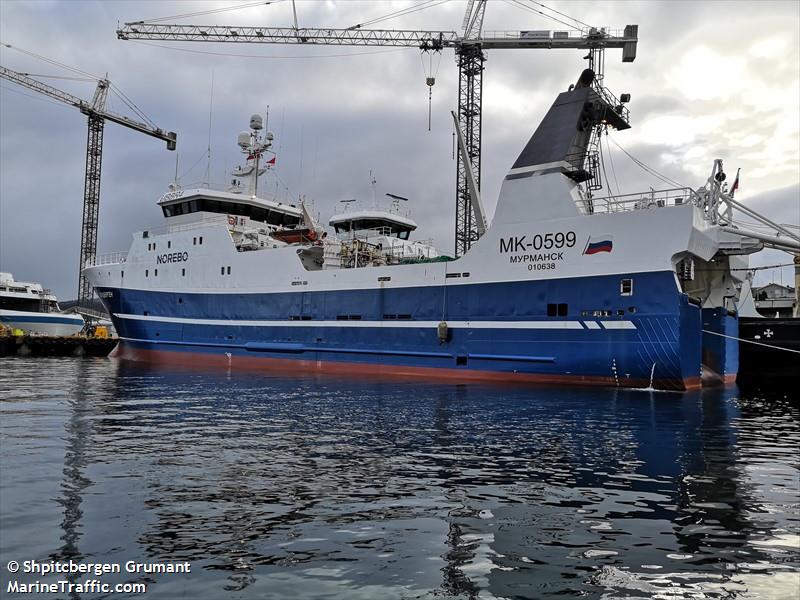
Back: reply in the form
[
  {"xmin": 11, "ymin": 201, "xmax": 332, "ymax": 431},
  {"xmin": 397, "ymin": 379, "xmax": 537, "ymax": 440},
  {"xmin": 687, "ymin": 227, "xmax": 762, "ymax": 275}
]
[
  {"xmin": 347, "ymin": 0, "xmax": 452, "ymax": 30},
  {"xmin": 607, "ymin": 136, "xmax": 687, "ymax": 189},
  {"xmin": 420, "ymin": 46, "xmax": 442, "ymax": 131},
  {"xmin": 603, "ymin": 132, "xmax": 622, "ymax": 196},
  {"xmin": 1, "ymin": 42, "xmax": 100, "ymax": 81},
  {"xmin": 596, "ymin": 134, "xmax": 611, "ymax": 197},
  {"xmin": 604, "ymin": 136, "xmax": 799, "ymax": 238},
  {"xmin": 501, "ymin": 0, "xmax": 581, "ymax": 31},
  {"xmin": 8, "ymin": 73, "xmax": 96, "ymax": 82},
  {"xmin": 108, "ymin": 83, "xmax": 157, "ymax": 129},
  {"xmin": 4, "ymin": 42, "xmax": 166, "ymax": 130},
  {"xmin": 529, "ymin": 1, "xmax": 592, "ymax": 29},
  {"xmin": 0, "ymin": 83, "xmax": 70, "ymax": 109},
  {"xmin": 137, "ymin": 1, "xmax": 279, "ymax": 24}
]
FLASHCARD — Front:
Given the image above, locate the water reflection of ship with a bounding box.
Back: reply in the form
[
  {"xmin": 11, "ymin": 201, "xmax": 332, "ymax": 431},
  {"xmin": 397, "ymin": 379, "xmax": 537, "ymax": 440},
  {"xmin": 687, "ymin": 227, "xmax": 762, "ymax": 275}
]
[
  {"xmin": 50, "ymin": 359, "xmax": 122, "ymax": 600},
  {"xmin": 433, "ymin": 388, "xmax": 481, "ymax": 599},
  {"xmin": 443, "ymin": 388, "xmax": 784, "ymax": 598},
  {"xmin": 58, "ymin": 363, "xmax": 797, "ymax": 597}
]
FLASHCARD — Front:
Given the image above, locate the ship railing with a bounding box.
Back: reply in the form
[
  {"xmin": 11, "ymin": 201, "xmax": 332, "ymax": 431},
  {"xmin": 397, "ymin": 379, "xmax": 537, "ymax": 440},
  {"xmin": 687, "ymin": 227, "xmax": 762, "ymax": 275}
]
[
  {"xmin": 166, "ymin": 180, "xmax": 249, "ymax": 197},
  {"xmin": 589, "ymin": 187, "xmax": 700, "ymax": 214},
  {"xmin": 334, "ymin": 228, "xmax": 440, "ymax": 249},
  {"xmin": 138, "ymin": 215, "xmax": 231, "ymax": 238},
  {"xmin": 592, "ymin": 84, "xmax": 630, "ymax": 124},
  {"xmin": 161, "ymin": 181, "xmax": 293, "ymax": 203},
  {"xmin": 85, "ymin": 251, "xmax": 128, "ymax": 267},
  {"xmin": 322, "ymin": 237, "xmax": 445, "ymax": 269},
  {"xmin": 382, "ymin": 239, "xmax": 439, "ymax": 261},
  {"xmin": 334, "ymin": 227, "xmax": 395, "ymax": 241}
]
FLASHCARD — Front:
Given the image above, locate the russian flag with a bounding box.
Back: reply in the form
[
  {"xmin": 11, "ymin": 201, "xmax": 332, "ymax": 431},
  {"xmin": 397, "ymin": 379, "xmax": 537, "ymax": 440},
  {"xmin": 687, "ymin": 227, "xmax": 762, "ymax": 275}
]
[{"xmin": 583, "ymin": 235, "xmax": 613, "ymax": 255}]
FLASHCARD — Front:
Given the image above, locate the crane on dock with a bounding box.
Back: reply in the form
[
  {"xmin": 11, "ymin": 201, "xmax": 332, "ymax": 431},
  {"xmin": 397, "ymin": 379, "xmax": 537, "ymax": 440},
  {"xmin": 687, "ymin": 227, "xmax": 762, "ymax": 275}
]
[
  {"xmin": 0, "ymin": 63, "xmax": 176, "ymax": 309},
  {"xmin": 117, "ymin": 1, "xmax": 636, "ymax": 256}
]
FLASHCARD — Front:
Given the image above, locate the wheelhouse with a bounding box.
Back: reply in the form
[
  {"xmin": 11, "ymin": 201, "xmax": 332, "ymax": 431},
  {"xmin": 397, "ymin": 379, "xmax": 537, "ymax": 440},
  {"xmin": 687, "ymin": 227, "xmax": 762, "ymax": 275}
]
[
  {"xmin": 160, "ymin": 192, "xmax": 302, "ymax": 228},
  {"xmin": 329, "ymin": 210, "xmax": 418, "ymax": 240}
]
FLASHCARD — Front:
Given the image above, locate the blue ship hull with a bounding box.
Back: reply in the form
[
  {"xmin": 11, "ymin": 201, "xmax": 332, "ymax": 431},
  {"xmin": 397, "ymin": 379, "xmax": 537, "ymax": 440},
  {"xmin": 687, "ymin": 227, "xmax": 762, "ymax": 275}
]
[{"xmin": 95, "ymin": 270, "xmax": 716, "ymax": 390}]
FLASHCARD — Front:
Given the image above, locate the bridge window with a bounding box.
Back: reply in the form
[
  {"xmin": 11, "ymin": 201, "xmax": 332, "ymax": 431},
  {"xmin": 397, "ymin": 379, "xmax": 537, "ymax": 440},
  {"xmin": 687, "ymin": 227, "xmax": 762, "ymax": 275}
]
[{"xmin": 164, "ymin": 198, "xmax": 301, "ymax": 226}]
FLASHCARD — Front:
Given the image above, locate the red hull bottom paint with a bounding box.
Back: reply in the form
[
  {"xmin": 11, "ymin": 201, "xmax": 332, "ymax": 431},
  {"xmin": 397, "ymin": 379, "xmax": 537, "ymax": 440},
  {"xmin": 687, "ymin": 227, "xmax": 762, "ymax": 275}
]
[{"xmin": 111, "ymin": 342, "xmax": 705, "ymax": 392}]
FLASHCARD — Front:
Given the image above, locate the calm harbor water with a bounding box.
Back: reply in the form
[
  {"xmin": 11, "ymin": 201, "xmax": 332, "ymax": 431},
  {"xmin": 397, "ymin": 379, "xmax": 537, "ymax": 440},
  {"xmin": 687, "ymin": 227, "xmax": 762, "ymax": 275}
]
[{"xmin": 1, "ymin": 357, "xmax": 798, "ymax": 599}]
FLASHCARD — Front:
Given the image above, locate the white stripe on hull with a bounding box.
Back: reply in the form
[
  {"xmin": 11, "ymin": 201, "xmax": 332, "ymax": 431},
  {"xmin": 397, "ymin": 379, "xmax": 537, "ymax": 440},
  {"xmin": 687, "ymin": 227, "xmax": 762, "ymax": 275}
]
[{"xmin": 114, "ymin": 313, "xmax": 635, "ymax": 330}]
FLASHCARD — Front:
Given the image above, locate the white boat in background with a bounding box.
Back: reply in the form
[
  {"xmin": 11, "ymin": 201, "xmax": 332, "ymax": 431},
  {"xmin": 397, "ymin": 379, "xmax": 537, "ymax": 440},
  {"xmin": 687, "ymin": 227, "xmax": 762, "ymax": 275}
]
[{"xmin": 0, "ymin": 272, "xmax": 84, "ymax": 336}]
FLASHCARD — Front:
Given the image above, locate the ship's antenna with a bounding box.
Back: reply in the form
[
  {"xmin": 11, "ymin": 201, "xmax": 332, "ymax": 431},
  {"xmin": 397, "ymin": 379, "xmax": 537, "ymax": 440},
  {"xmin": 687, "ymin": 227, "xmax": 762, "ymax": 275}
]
[
  {"xmin": 298, "ymin": 124, "xmax": 305, "ymax": 193},
  {"xmin": 369, "ymin": 170, "xmax": 377, "ymax": 208},
  {"xmin": 204, "ymin": 70, "xmax": 215, "ymax": 187},
  {"xmin": 312, "ymin": 137, "xmax": 318, "ymax": 192},
  {"xmin": 278, "ymin": 107, "xmax": 285, "ymax": 157},
  {"xmin": 386, "ymin": 192, "xmax": 408, "ymax": 214},
  {"xmin": 172, "ymin": 152, "xmax": 179, "ymax": 188}
]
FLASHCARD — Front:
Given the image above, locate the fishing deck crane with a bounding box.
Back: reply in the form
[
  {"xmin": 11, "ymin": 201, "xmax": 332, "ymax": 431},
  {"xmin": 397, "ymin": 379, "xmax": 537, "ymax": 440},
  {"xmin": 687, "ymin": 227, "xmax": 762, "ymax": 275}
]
[
  {"xmin": 117, "ymin": 1, "xmax": 637, "ymax": 256},
  {"xmin": 0, "ymin": 64, "xmax": 176, "ymax": 309}
]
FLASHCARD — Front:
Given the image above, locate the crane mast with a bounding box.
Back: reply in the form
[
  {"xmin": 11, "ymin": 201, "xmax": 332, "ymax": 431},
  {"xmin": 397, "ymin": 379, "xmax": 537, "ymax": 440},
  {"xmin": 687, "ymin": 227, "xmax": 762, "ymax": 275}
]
[
  {"xmin": 0, "ymin": 65, "xmax": 176, "ymax": 309},
  {"xmin": 117, "ymin": 4, "xmax": 637, "ymax": 256},
  {"xmin": 454, "ymin": 0, "xmax": 488, "ymax": 255}
]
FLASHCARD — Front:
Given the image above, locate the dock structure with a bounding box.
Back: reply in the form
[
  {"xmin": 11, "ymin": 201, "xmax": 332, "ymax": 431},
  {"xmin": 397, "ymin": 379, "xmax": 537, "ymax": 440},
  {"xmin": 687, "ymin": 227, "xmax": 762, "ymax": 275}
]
[{"xmin": 0, "ymin": 333, "xmax": 117, "ymax": 357}]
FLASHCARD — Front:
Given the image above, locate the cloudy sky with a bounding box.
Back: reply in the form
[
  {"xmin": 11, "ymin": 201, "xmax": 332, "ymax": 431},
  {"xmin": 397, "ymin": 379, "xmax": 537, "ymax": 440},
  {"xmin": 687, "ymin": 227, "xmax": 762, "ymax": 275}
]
[{"xmin": 1, "ymin": 0, "xmax": 798, "ymax": 299}]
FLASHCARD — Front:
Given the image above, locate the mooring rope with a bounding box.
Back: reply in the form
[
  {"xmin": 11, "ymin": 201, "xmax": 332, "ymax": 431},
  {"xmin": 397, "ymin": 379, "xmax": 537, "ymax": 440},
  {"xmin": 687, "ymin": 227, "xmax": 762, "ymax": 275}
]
[{"xmin": 702, "ymin": 329, "xmax": 800, "ymax": 354}]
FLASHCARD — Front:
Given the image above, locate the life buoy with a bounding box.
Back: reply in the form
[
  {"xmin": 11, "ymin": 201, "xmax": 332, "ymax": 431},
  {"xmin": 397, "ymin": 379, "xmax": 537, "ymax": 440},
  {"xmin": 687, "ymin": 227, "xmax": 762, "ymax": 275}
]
[{"xmin": 227, "ymin": 215, "xmax": 236, "ymax": 226}]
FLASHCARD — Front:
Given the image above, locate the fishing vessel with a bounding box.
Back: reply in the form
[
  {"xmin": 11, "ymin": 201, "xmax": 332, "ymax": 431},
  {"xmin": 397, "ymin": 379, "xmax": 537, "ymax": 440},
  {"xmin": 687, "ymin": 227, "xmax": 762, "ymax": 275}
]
[
  {"xmin": 0, "ymin": 272, "xmax": 84, "ymax": 336},
  {"xmin": 84, "ymin": 69, "xmax": 797, "ymax": 390}
]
